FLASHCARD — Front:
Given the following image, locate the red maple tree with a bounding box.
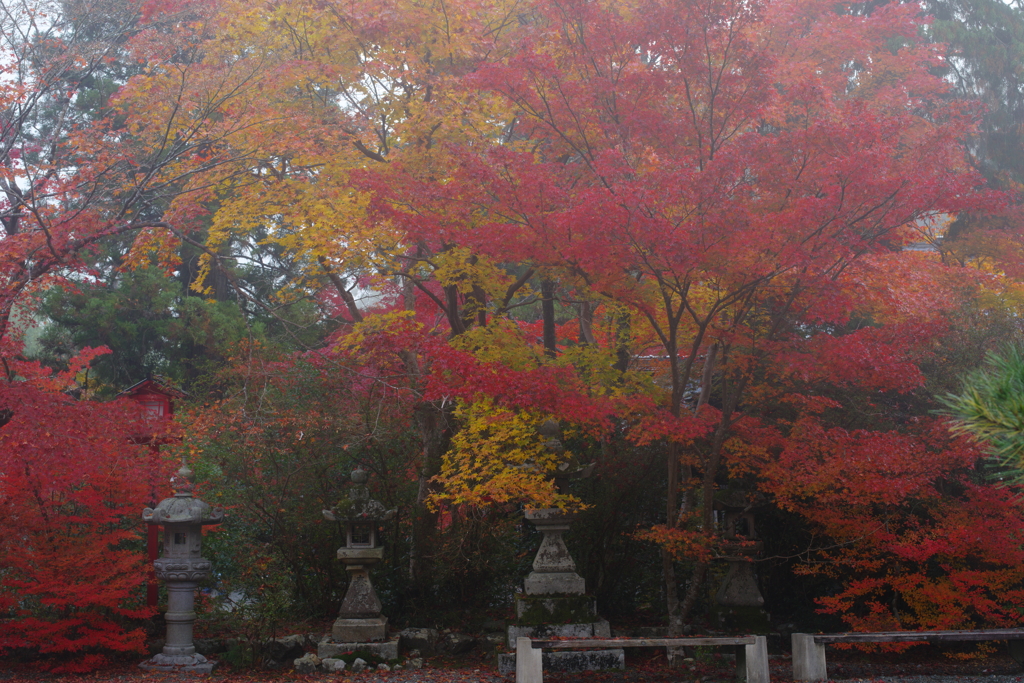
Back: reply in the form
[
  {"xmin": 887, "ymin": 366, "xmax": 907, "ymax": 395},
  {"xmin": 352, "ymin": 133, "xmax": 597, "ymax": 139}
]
[
  {"xmin": 0, "ymin": 352, "xmax": 164, "ymax": 672},
  {"xmin": 352, "ymin": 0, "xmax": 992, "ymax": 626}
]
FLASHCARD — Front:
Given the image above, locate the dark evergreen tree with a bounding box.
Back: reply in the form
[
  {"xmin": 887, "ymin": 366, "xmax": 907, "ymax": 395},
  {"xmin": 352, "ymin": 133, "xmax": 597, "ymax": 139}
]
[{"xmin": 922, "ymin": 0, "xmax": 1024, "ymax": 257}]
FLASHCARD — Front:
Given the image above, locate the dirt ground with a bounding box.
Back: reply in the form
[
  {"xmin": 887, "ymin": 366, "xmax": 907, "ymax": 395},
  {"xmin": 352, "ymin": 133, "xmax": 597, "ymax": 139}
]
[{"xmin": 2, "ymin": 642, "xmax": 1022, "ymax": 683}]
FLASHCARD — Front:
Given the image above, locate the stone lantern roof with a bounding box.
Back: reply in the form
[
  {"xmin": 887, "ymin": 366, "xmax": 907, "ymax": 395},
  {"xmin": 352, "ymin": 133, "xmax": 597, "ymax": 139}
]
[
  {"xmin": 323, "ymin": 468, "xmax": 395, "ymax": 523},
  {"xmin": 143, "ymin": 464, "xmax": 224, "ymax": 526}
]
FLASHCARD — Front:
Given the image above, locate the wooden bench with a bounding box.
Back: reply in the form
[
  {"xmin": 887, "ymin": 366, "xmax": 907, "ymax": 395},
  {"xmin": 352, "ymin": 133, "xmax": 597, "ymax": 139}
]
[
  {"xmin": 515, "ymin": 635, "xmax": 770, "ymax": 683},
  {"xmin": 792, "ymin": 628, "xmax": 1024, "ymax": 681}
]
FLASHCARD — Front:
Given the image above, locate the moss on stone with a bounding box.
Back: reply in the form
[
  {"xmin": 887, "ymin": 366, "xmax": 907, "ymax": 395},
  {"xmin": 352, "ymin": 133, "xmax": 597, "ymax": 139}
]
[{"xmin": 515, "ymin": 595, "xmax": 596, "ymax": 626}]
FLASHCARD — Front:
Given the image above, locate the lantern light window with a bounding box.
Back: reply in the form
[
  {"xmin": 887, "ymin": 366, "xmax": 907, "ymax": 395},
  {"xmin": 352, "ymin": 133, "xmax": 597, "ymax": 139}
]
[{"xmin": 350, "ymin": 523, "xmax": 373, "ymax": 548}]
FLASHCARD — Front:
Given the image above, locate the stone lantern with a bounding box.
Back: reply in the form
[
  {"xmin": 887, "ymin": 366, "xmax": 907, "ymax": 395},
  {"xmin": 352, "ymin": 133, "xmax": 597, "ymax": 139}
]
[
  {"xmin": 498, "ymin": 421, "xmax": 621, "ymax": 675},
  {"xmin": 319, "ymin": 468, "xmax": 398, "ymax": 661},
  {"xmin": 711, "ymin": 489, "xmax": 770, "ymax": 634},
  {"xmin": 140, "ymin": 462, "xmax": 224, "ymax": 673},
  {"xmin": 516, "ymin": 421, "xmax": 595, "ymax": 612}
]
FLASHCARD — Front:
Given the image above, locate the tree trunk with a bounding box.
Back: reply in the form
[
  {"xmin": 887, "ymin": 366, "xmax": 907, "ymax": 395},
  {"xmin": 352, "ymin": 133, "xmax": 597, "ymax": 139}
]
[
  {"xmin": 664, "ymin": 440, "xmax": 682, "ymax": 636},
  {"xmin": 541, "ymin": 279, "xmax": 557, "ymax": 357},
  {"xmin": 408, "ymin": 400, "xmax": 452, "ymax": 589}
]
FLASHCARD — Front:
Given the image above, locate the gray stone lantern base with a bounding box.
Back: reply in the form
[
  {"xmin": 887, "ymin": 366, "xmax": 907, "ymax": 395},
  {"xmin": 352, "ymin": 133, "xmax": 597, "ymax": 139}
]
[
  {"xmin": 711, "ymin": 549, "xmax": 771, "ymax": 634},
  {"xmin": 140, "ymin": 654, "xmax": 215, "ymax": 673},
  {"xmin": 140, "ymin": 579, "xmax": 216, "ymax": 673},
  {"xmin": 498, "ymin": 509, "xmax": 622, "ymax": 674},
  {"xmin": 317, "ymin": 547, "xmax": 399, "ymax": 661}
]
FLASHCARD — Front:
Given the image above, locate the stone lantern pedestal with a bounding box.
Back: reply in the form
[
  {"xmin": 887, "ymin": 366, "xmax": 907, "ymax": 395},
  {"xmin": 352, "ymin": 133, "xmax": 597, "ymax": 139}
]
[
  {"xmin": 318, "ymin": 469, "xmax": 399, "ymax": 661},
  {"xmin": 711, "ymin": 491, "xmax": 770, "ymax": 634},
  {"xmin": 521, "ymin": 509, "xmax": 585, "ymax": 595},
  {"xmin": 713, "ymin": 541, "xmax": 771, "ymax": 633},
  {"xmin": 140, "ymin": 464, "xmax": 224, "ymax": 673},
  {"xmin": 499, "ymin": 508, "xmax": 622, "ymax": 675},
  {"xmin": 331, "ymin": 547, "xmax": 387, "ymax": 642}
]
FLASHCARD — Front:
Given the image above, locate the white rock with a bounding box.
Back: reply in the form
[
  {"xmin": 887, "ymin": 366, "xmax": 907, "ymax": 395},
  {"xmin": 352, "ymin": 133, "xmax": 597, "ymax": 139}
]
[
  {"xmin": 293, "ymin": 653, "xmax": 321, "ymax": 674},
  {"xmin": 322, "ymin": 658, "xmax": 347, "ymax": 672}
]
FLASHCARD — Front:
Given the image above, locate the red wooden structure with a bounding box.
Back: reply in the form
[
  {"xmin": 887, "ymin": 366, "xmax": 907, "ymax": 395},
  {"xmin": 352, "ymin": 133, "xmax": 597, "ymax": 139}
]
[{"xmin": 119, "ymin": 378, "xmax": 187, "ymax": 607}]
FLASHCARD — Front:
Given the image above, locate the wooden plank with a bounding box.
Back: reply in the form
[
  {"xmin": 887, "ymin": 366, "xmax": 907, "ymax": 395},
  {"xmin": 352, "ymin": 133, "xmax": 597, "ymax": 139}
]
[
  {"xmin": 814, "ymin": 629, "xmax": 1024, "ymax": 645},
  {"xmin": 532, "ymin": 637, "xmax": 756, "ymax": 649}
]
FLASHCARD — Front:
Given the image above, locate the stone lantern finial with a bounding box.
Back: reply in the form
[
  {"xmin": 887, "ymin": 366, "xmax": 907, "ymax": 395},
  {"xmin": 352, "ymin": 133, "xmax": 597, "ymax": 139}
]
[
  {"xmin": 538, "ymin": 419, "xmax": 565, "ymax": 454},
  {"xmin": 535, "ymin": 419, "xmax": 594, "ymax": 495},
  {"xmin": 171, "ymin": 461, "xmax": 195, "ymax": 497}
]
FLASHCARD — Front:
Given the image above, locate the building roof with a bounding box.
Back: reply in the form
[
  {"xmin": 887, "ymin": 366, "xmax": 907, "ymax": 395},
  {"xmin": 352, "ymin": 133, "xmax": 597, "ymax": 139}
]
[{"xmin": 117, "ymin": 376, "xmax": 188, "ymax": 400}]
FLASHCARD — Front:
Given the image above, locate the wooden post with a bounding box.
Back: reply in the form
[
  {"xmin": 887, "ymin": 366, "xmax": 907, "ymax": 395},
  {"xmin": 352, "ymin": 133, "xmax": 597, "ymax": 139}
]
[
  {"xmin": 516, "ymin": 637, "xmax": 543, "ymax": 683},
  {"xmin": 147, "ymin": 442, "xmax": 160, "ymax": 607},
  {"xmin": 792, "ymin": 634, "xmax": 827, "ymax": 682},
  {"xmin": 744, "ymin": 635, "xmax": 769, "ymax": 683},
  {"xmin": 147, "ymin": 523, "xmax": 159, "ymax": 606}
]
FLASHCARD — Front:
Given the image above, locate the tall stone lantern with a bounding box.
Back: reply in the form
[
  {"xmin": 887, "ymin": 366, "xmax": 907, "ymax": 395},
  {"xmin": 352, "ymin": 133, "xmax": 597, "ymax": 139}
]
[
  {"xmin": 498, "ymin": 421, "xmax": 621, "ymax": 675},
  {"xmin": 711, "ymin": 489, "xmax": 770, "ymax": 634},
  {"xmin": 140, "ymin": 463, "xmax": 224, "ymax": 673},
  {"xmin": 319, "ymin": 468, "xmax": 398, "ymax": 661}
]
